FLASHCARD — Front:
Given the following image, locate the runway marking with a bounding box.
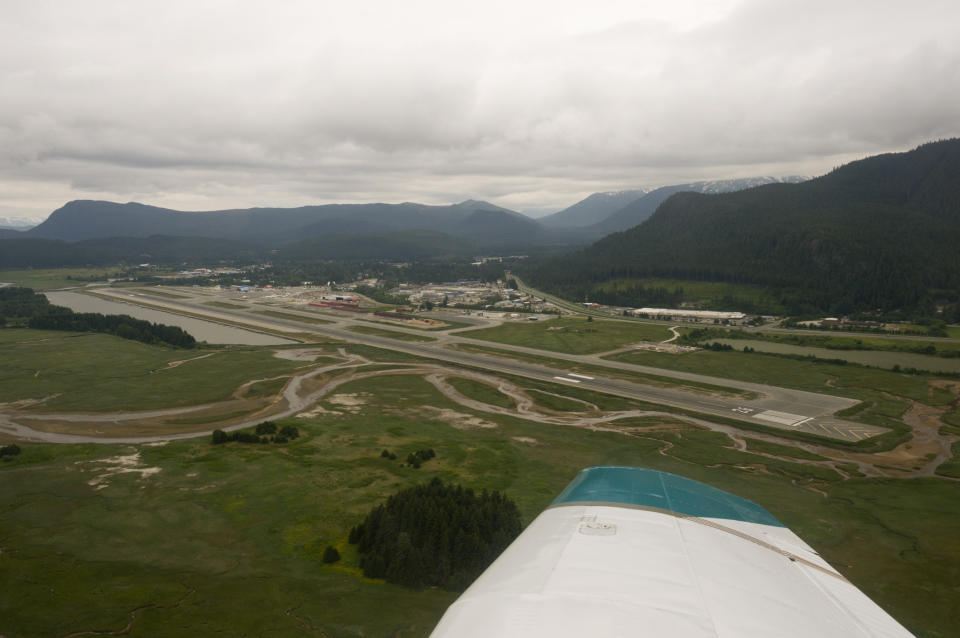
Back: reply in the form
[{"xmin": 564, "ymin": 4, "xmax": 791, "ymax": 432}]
[
  {"xmin": 553, "ymin": 376, "xmax": 581, "ymax": 384},
  {"xmin": 568, "ymin": 373, "xmax": 594, "ymax": 380},
  {"xmin": 754, "ymin": 410, "xmax": 809, "ymax": 426},
  {"xmin": 732, "ymin": 406, "xmax": 754, "ymax": 414}
]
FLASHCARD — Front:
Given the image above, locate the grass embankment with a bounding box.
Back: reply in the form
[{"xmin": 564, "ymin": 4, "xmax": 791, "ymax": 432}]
[
  {"xmin": 743, "ymin": 437, "xmax": 829, "ymax": 461},
  {"xmin": 136, "ymin": 288, "xmax": 190, "ymax": 299},
  {"xmin": 252, "ymin": 309, "xmax": 334, "ymax": 325},
  {"xmin": 0, "ymin": 373, "xmax": 957, "ymax": 637},
  {"xmin": 711, "ymin": 328, "xmax": 960, "ymax": 357},
  {"xmin": 461, "ymin": 316, "xmax": 672, "ymax": 354},
  {"xmin": 346, "ymin": 325, "xmax": 437, "ymax": 343},
  {"xmin": 449, "ymin": 342, "xmax": 752, "ymax": 399},
  {"xmin": 0, "ymin": 267, "xmax": 137, "ymax": 290},
  {"xmin": 935, "ymin": 441, "xmax": 960, "ymax": 478},
  {"xmin": 0, "ymin": 329, "xmax": 309, "ymax": 412},
  {"xmin": 445, "ymin": 377, "xmax": 516, "ymax": 409},
  {"xmin": 605, "ymin": 347, "xmax": 952, "ymax": 451},
  {"xmin": 526, "ymin": 389, "xmax": 595, "ymax": 412}
]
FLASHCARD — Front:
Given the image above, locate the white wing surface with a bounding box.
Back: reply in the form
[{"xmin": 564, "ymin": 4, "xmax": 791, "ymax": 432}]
[{"xmin": 430, "ymin": 466, "xmax": 913, "ymax": 638}]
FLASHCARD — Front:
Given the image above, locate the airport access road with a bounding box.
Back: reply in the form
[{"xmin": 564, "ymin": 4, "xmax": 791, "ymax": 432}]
[{"xmin": 91, "ymin": 288, "xmax": 884, "ymax": 442}]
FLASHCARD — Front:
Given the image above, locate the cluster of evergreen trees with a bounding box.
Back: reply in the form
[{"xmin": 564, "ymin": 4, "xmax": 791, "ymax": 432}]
[
  {"xmin": 211, "ymin": 422, "xmax": 300, "ymax": 444},
  {"xmin": 0, "ymin": 287, "xmax": 195, "ymax": 348},
  {"xmin": 349, "ymin": 477, "xmax": 522, "ymax": 590},
  {"xmin": 0, "ymin": 444, "xmax": 21, "ymax": 459},
  {"xmin": 406, "ymin": 448, "xmax": 435, "ymax": 468},
  {"xmin": 0, "ymin": 286, "xmax": 48, "ymax": 321}
]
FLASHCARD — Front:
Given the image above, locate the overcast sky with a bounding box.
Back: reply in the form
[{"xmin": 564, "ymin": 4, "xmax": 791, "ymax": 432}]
[{"xmin": 2, "ymin": 0, "xmax": 959, "ymax": 221}]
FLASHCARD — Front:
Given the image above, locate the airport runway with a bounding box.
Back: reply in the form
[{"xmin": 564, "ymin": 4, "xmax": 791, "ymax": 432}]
[{"xmin": 93, "ymin": 288, "xmax": 886, "ymax": 442}]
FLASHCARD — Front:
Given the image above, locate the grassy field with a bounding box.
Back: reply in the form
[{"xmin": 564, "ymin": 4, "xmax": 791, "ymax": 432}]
[
  {"xmin": 605, "ymin": 347, "xmax": 951, "ymax": 404},
  {"xmin": 253, "ymin": 309, "xmax": 334, "ymax": 325},
  {"xmin": 719, "ymin": 329, "xmax": 960, "ymax": 356},
  {"xmin": 935, "ymin": 441, "xmax": 960, "ymax": 478},
  {"xmin": 445, "ymin": 377, "xmax": 516, "ymax": 409},
  {"xmin": 743, "ymin": 437, "xmax": 829, "ymax": 461},
  {"xmin": 0, "ymin": 329, "xmax": 311, "ymax": 411},
  {"xmin": 526, "ymin": 389, "xmax": 595, "ymax": 412},
  {"xmin": 346, "ymin": 325, "xmax": 437, "ymax": 343},
  {"xmin": 449, "ymin": 342, "xmax": 752, "ymax": 399},
  {"xmin": 461, "ymin": 316, "xmax": 672, "ymax": 354},
  {"xmin": 203, "ymin": 300, "xmax": 248, "ymax": 309},
  {"xmin": 1, "ymin": 372, "xmax": 957, "ymax": 637},
  {"xmin": 0, "ymin": 267, "xmax": 133, "ymax": 290},
  {"xmin": 136, "ymin": 288, "xmax": 190, "ymax": 299}
]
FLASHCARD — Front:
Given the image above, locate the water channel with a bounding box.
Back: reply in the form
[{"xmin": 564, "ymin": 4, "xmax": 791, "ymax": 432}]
[{"xmin": 45, "ymin": 290, "xmax": 295, "ymax": 346}]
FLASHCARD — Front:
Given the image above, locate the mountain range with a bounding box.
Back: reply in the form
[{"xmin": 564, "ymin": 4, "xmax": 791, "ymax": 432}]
[
  {"xmin": 527, "ymin": 139, "xmax": 960, "ymax": 315},
  {"xmin": 538, "ymin": 177, "xmax": 807, "ymax": 235},
  {"xmin": 23, "ymin": 199, "xmax": 552, "ymax": 246},
  {"xmin": 17, "ymin": 175, "xmax": 810, "ymax": 249}
]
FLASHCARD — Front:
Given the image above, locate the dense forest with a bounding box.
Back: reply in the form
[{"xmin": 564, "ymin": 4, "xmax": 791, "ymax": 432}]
[
  {"xmin": 0, "ymin": 287, "xmax": 196, "ymax": 348},
  {"xmin": 526, "ymin": 139, "xmax": 960, "ymax": 317},
  {"xmin": 349, "ymin": 477, "xmax": 522, "ymax": 590}
]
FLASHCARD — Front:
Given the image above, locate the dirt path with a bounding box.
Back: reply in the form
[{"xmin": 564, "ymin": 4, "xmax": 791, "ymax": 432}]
[{"xmin": 663, "ymin": 326, "xmax": 681, "ymax": 343}]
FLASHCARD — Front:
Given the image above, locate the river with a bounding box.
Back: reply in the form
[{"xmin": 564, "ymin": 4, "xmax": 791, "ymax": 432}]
[{"xmin": 44, "ymin": 291, "xmax": 295, "ymax": 346}]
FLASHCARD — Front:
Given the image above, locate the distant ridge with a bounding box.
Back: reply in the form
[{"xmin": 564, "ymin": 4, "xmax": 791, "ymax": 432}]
[
  {"xmin": 539, "ymin": 190, "xmax": 647, "ymax": 229},
  {"xmin": 23, "ymin": 199, "xmax": 560, "ymax": 249},
  {"xmin": 527, "ymin": 140, "xmax": 960, "ymax": 314},
  {"xmin": 590, "ymin": 177, "xmax": 808, "ymax": 235}
]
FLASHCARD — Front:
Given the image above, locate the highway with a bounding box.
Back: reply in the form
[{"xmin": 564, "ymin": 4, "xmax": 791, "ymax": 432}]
[{"xmin": 88, "ymin": 287, "xmax": 887, "ymax": 442}]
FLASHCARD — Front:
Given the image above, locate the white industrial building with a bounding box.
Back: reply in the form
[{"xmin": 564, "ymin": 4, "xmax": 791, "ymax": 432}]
[{"xmin": 631, "ymin": 307, "xmax": 746, "ymax": 324}]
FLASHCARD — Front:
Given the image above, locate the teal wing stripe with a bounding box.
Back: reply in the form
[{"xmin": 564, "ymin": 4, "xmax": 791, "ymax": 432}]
[{"xmin": 550, "ymin": 466, "xmax": 785, "ymax": 527}]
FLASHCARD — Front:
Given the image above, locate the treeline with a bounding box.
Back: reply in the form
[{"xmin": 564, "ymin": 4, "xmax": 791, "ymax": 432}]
[
  {"xmin": 349, "ymin": 477, "xmax": 522, "ymax": 590},
  {"xmin": 1, "ymin": 287, "xmax": 195, "ymax": 348},
  {"xmin": 211, "ymin": 421, "xmax": 300, "ymax": 444},
  {"xmin": 0, "ymin": 444, "xmax": 21, "ymax": 459}
]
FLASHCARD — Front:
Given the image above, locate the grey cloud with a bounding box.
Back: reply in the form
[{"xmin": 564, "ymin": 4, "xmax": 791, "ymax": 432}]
[{"xmin": 1, "ymin": 0, "xmax": 959, "ymax": 221}]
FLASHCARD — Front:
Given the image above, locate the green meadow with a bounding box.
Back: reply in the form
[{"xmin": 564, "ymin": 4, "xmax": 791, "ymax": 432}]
[
  {"xmin": 0, "ymin": 329, "xmax": 310, "ymax": 411},
  {"xmin": 346, "ymin": 325, "xmax": 437, "ymax": 343},
  {"xmin": 0, "ymin": 326, "xmax": 958, "ymax": 637},
  {"xmin": 1, "ymin": 371, "xmax": 958, "ymax": 637},
  {"xmin": 0, "ymin": 267, "xmax": 130, "ymax": 290},
  {"xmin": 708, "ymin": 328, "xmax": 960, "ymax": 357},
  {"xmin": 460, "ymin": 316, "xmax": 672, "ymax": 354}
]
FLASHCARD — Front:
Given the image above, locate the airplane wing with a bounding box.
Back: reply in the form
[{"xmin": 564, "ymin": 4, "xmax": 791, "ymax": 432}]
[{"xmin": 429, "ymin": 466, "xmax": 914, "ymax": 637}]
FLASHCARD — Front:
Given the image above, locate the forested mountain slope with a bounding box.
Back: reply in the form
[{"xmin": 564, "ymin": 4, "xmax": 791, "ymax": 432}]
[{"xmin": 528, "ymin": 140, "xmax": 960, "ymax": 314}]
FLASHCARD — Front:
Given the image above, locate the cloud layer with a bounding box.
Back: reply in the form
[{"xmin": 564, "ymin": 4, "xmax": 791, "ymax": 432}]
[{"xmin": 2, "ymin": 0, "xmax": 959, "ymax": 220}]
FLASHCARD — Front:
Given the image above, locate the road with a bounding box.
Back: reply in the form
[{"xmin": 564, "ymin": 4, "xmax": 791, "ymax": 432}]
[{"xmin": 83, "ymin": 287, "xmax": 885, "ymax": 442}]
